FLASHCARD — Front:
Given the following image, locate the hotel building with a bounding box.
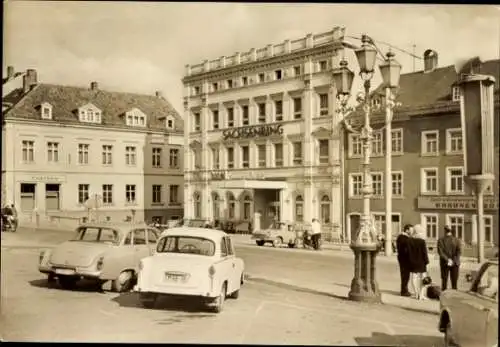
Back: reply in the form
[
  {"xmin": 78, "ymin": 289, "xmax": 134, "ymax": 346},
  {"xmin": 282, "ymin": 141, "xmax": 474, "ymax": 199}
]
[
  {"xmin": 182, "ymin": 27, "xmax": 347, "ymax": 237},
  {"xmin": 343, "ymin": 54, "xmax": 499, "ymax": 246},
  {"xmin": 2, "ymin": 69, "xmax": 184, "ymax": 227}
]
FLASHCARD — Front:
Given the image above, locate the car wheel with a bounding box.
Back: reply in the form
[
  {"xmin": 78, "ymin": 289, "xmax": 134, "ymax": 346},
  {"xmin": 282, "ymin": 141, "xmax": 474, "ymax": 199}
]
[
  {"xmin": 256, "ymin": 240, "xmax": 265, "ymax": 246},
  {"xmin": 288, "ymin": 242, "xmax": 296, "ymax": 248},
  {"xmin": 58, "ymin": 276, "xmax": 78, "ymax": 290},
  {"xmin": 139, "ymin": 293, "xmax": 158, "ymax": 309},
  {"xmin": 112, "ymin": 270, "xmax": 134, "ymax": 293},
  {"xmin": 212, "ymin": 282, "xmax": 227, "ymax": 313},
  {"xmin": 272, "ymin": 237, "xmax": 283, "ymax": 248}
]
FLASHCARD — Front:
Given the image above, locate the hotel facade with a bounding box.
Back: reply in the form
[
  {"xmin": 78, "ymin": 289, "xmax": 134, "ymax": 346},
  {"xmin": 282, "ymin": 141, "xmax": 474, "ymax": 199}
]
[
  {"xmin": 182, "ymin": 27, "xmax": 348, "ymax": 237},
  {"xmin": 2, "ymin": 69, "xmax": 184, "ymax": 227}
]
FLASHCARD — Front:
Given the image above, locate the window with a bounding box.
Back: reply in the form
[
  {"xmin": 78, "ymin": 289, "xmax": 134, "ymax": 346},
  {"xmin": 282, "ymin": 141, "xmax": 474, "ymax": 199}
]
[
  {"xmin": 47, "ymin": 142, "xmax": 59, "ymax": 163},
  {"xmin": 275, "ymin": 100, "xmax": 283, "ymax": 121},
  {"xmin": 241, "ymin": 145, "xmax": 249, "ymax": 168},
  {"xmin": 319, "ymin": 94, "xmax": 328, "ymax": 116},
  {"xmin": 258, "ymin": 73, "xmax": 265, "ymax": 83},
  {"xmin": 452, "ymin": 86, "xmax": 460, "ymax": 101},
  {"xmin": 319, "ymin": 60, "xmax": 328, "ymax": 71},
  {"xmin": 102, "ymin": 145, "xmax": 112, "ymax": 165},
  {"xmin": 152, "ymin": 185, "xmax": 162, "ymax": 204},
  {"xmin": 41, "ymin": 105, "xmax": 52, "ymax": 119},
  {"xmin": 226, "ymin": 237, "xmax": 235, "ymax": 255},
  {"xmin": 349, "ymin": 134, "xmax": 362, "ymax": 157},
  {"xmin": 275, "ymin": 70, "xmax": 282, "ymax": 80},
  {"xmin": 319, "ymin": 139, "xmax": 329, "ymax": 164},
  {"xmin": 147, "ymin": 229, "xmax": 158, "ymax": 244},
  {"xmin": 194, "ymin": 86, "xmax": 201, "ymax": 95},
  {"xmin": 295, "ymin": 195, "xmax": 304, "ymax": 222},
  {"xmin": 422, "ymin": 130, "xmax": 439, "ymax": 155},
  {"xmin": 125, "ymin": 113, "xmax": 145, "ymax": 127},
  {"xmin": 292, "ymin": 142, "xmax": 302, "ymax": 165},
  {"xmin": 193, "ymin": 148, "xmax": 201, "ymax": 169},
  {"xmin": 293, "ymin": 97, "xmax": 302, "ymax": 119},
  {"xmin": 212, "ymin": 82, "xmax": 218, "ymax": 92},
  {"xmin": 20, "ymin": 183, "xmax": 36, "ymax": 211},
  {"xmin": 372, "ymin": 131, "xmax": 383, "ymax": 156},
  {"xmin": 227, "ymin": 107, "xmax": 234, "ymax": 127},
  {"xmin": 212, "ymin": 194, "xmax": 220, "ymax": 219},
  {"xmin": 78, "ymin": 144, "xmax": 89, "ymax": 164},
  {"xmin": 212, "ymin": 147, "xmax": 220, "ymax": 169},
  {"xmin": 274, "ymin": 143, "xmax": 283, "ymax": 167},
  {"xmin": 258, "ymin": 103, "xmax": 266, "ymax": 123},
  {"xmin": 242, "ymin": 76, "xmax": 248, "ymax": 86},
  {"xmin": 80, "ymin": 106, "xmax": 102, "ymax": 124},
  {"xmin": 169, "ymin": 148, "xmax": 179, "ymax": 168},
  {"xmin": 372, "ymin": 214, "xmax": 386, "ymax": 235},
  {"xmin": 294, "ymin": 65, "xmax": 301, "ymax": 76},
  {"xmin": 484, "ymin": 215, "xmax": 494, "ymax": 243},
  {"xmin": 371, "ymin": 173, "xmax": 383, "ymax": 196},
  {"xmin": 78, "ymin": 184, "xmax": 89, "ymax": 204},
  {"xmin": 392, "ymin": 172, "xmax": 403, "ymax": 196},
  {"xmin": 102, "ymin": 184, "xmax": 113, "ymax": 205},
  {"xmin": 193, "ymin": 112, "xmax": 201, "ymax": 132},
  {"xmin": 152, "ymin": 147, "xmax": 162, "ymax": 168},
  {"xmin": 446, "ymin": 167, "xmax": 464, "ymax": 194},
  {"xmin": 193, "ymin": 193, "xmax": 201, "ymax": 218},
  {"xmin": 125, "ymin": 146, "xmax": 136, "ymax": 166},
  {"xmin": 421, "ymin": 168, "xmax": 438, "ymax": 194},
  {"xmin": 212, "ymin": 110, "xmax": 219, "ymax": 129},
  {"xmin": 242, "ymin": 105, "xmax": 249, "ymax": 126},
  {"xmin": 169, "ymin": 185, "xmax": 179, "ymax": 204},
  {"xmin": 258, "ymin": 144, "xmax": 266, "ymax": 167},
  {"xmin": 447, "ymin": 214, "xmax": 464, "ymax": 240},
  {"xmin": 22, "ymin": 140, "xmax": 35, "ymax": 163},
  {"xmin": 227, "ymin": 80, "xmax": 233, "ymax": 89},
  {"xmin": 422, "ymin": 214, "xmax": 438, "ymax": 239},
  {"xmin": 227, "ymin": 147, "xmax": 234, "ymax": 169},
  {"xmin": 320, "ymin": 195, "xmax": 330, "ymax": 224},
  {"xmin": 391, "ymin": 129, "xmax": 403, "ymax": 153},
  {"xmin": 166, "ymin": 118, "xmax": 174, "ymax": 129},
  {"xmin": 220, "ymin": 237, "xmax": 228, "ymax": 257},
  {"xmin": 228, "ymin": 193, "xmax": 236, "ymax": 219},
  {"xmin": 126, "ymin": 184, "xmax": 136, "ymax": 204},
  {"xmin": 242, "ymin": 196, "xmax": 252, "ymax": 220},
  {"xmin": 350, "ymin": 173, "xmax": 363, "ymax": 197},
  {"xmin": 446, "ymin": 128, "xmax": 463, "ymax": 154}
]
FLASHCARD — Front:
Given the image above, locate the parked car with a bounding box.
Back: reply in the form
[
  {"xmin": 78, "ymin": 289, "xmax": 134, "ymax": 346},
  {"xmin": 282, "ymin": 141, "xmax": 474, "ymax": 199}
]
[
  {"xmin": 438, "ymin": 260, "xmax": 498, "ymax": 347},
  {"xmin": 251, "ymin": 221, "xmax": 304, "ymax": 248},
  {"xmin": 134, "ymin": 227, "xmax": 245, "ymax": 313},
  {"xmin": 38, "ymin": 222, "xmax": 160, "ymax": 292}
]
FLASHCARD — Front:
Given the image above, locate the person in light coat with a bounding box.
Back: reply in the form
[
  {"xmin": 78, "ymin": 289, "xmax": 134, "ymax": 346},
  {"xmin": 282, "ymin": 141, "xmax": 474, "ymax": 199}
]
[{"xmin": 311, "ymin": 218, "xmax": 322, "ymax": 250}]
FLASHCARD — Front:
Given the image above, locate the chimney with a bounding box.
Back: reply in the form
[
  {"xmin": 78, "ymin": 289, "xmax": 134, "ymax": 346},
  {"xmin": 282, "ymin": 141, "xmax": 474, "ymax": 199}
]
[
  {"xmin": 155, "ymin": 90, "xmax": 163, "ymax": 98},
  {"xmin": 7, "ymin": 66, "xmax": 14, "ymax": 79},
  {"xmin": 423, "ymin": 49, "xmax": 438, "ymax": 73},
  {"xmin": 90, "ymin": 81, "xmax": 99, "ymax": 90},
  {"xmin": 23, "ymin": 69, "xmax": 38, "ymax": 93}
]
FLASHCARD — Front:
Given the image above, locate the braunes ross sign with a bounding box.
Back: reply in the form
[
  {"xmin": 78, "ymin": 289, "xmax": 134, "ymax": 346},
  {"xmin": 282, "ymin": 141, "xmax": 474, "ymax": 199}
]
[
  {"xmin": 417, "ymin": 196, "xmax": 498, "ymax": 210},
  {"xmin": 222, "ymin": 124, "xmax": 283, "ymax": 140}
]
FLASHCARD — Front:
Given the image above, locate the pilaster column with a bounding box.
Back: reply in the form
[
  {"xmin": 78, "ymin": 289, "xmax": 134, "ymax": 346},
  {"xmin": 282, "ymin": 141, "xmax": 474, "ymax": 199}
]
[
  {"xmin": 183, "ymin": 97, "xmax": 192, "ymax": 219},
  {"xmin": 279, "ymin": 189, "xmax": 286, "ymax": 221},
  {"xmin": 266, "ymin": 140, "xmax": 272, "ymax": 167},
  {"xmin": 234, "ymin": 143, "xmax": 241, "ymax": 169},
  {"xmin": 200, "ymin": 88, "xmax": 210, "ymax": 220},
  {"xmin": 283, "ymin": 92, "xmax": 291, "ymax": 122},
  {"xmin": 183, "ymin": 182, "xmax": 193, "ymax": 219},
  {"xmin": 283, "ymin": 137, "xmax": 290, "ymax": 167},
  {"xmin": 303, "ymin": 58, "xmax": 315, "ymax": 168},
  {"xmin": 471, "ymin": 214, "xmax": 478, "ymax": 245},
  {"xmin": 304, "ymin": 180, "xmax": 314, "ymax": 223},
  {"xmin": 250, "ymin": 141, "xmax": 257, "ymax": 168},
  {"xmin": 266, "ymin": 96, "xmax": 273, "ymax": 123}
]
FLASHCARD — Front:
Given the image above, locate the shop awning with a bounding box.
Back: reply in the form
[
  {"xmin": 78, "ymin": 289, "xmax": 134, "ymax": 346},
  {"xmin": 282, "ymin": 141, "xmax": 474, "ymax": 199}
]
[{"xmin": 211, "ymin": 179, "xmax": 288, "ymax": 190}]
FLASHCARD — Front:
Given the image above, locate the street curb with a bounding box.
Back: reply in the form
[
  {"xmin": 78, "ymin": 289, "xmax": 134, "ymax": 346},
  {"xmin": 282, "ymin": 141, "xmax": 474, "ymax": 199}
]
[{"xmin": 244, "ymin": 273, "xmax": 440, "ymax": 316}]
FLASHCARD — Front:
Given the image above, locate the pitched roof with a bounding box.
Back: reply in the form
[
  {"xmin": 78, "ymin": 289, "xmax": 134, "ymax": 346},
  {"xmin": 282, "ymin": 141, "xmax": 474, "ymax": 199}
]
[
  {"xmin": 2, "ymin": 83, "xmax": 183, "ymax": 132},
  {"xmin": 347, "ymin": 58, "xmax": 500, "ymax": 124}
]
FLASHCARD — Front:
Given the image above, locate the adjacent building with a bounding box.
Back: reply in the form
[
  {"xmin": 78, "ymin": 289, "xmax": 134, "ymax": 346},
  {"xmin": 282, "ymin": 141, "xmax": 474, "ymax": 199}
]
[
  {"xmin": 2, "ymin": 69, "xmax": 184, "ymax": 227},
  {"xmin": 182, "ymin": 27, "xmax": 347, "ymax": 237},
  {"xmin": 343, "ymin": 54, "xmax": 500, "ymax": 246}
]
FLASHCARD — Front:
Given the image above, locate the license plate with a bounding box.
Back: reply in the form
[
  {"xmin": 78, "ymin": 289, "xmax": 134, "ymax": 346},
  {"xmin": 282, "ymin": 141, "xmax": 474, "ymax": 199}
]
[
  {"xmin": 165, "ymin": 273, "xmax": 186, "ymax": 282},
  {"xmin": 55, "ymin": 268, "xmax": 76, "ymax": 275}
]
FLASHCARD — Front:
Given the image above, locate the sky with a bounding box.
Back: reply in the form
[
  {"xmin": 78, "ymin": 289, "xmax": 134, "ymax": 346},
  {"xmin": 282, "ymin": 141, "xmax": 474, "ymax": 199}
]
[{"xmin": 3, "ymin": 2, "xmax": 500, "ymax": 112}]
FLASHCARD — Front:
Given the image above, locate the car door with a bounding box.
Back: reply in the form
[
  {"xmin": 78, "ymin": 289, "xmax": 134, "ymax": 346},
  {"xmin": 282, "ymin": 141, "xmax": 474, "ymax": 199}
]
[
  {"xmin": 456, "ymin": 263, "xmax": 498, "ymax": 347},
  {"xmin": 146, "ymin": 228, "xmax": 159, "ymax": 256},
  {"xmin": 217, "ymin": 237, "xmax": 232, "ymax": 292},
  {"xmin": 132, "ymin": 228, "xmax": 151, "ymax": 265},
  {"xmin": 225, "ymin": 236, "xmax": 239, "ymax": 291}
]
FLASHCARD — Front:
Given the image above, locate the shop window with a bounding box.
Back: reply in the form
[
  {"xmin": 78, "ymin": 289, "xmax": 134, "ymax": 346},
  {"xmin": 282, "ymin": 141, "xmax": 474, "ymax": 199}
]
[
  {"xmin": 20, "ymin": 183, "xmax": 36, "ymax": 212},
  {"xmin": 45, "ymin": 184, "xmax": 60, "ymax": 211}
]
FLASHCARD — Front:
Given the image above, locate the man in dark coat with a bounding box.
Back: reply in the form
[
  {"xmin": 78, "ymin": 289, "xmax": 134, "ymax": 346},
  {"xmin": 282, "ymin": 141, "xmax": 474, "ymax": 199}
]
[
  {"xmin": 437, "ymin": 226, "xmax": 462, "ymax": 290},
  {"xmin": 396, "ymin": 224, "xmax": 413, "ymax": 297}
]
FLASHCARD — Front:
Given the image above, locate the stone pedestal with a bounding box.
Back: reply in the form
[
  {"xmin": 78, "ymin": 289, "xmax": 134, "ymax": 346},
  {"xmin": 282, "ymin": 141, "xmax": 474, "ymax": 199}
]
[{"xmin": 348, "ymin": 244, "xmax": 381, "ymax": 303}]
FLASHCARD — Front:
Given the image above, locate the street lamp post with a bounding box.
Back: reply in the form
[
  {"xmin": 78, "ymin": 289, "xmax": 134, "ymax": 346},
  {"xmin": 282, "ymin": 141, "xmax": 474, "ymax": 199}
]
[{"xmin": 333, "ymin": 35, "xmax": 401, "ymax": 303}]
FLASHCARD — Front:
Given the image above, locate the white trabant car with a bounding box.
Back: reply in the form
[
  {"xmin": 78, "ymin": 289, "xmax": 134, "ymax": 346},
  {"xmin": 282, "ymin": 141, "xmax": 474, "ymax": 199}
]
[
  {"xmin": 438, "ymin": 260, "xmax": 498, "ymax": 347},
  {"xmin": 134, "ymin": 227, "xmax": 245, "ymax": 313}
]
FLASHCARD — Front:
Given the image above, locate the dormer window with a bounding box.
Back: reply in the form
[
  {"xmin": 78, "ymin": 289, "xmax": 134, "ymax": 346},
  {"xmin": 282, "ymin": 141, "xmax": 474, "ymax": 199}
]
[
  {"xmin": 40, "ymin": 102, "xmax": 53, "ymax": 120},
  {"xmin": 78, "ymin": 103, "xmax": 102, "ymax": 124},
  {"xmin": 166, "ymin": 115, "xmax": 175, "ymax": 129},
  {"xmin": 371, "ymin": 97, "xmax": 381, "ymax": 108},
  {"xmin": 452, "ymin": 86, "xmax": 460, "ymax": 101},
  {"xmin": 125, "ymin": 108, "xmax": 147, "ymax": 127}
]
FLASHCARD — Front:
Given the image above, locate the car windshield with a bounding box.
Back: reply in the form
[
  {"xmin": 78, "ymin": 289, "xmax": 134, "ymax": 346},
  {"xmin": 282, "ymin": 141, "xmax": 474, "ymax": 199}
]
[
  {"xmin": 72, "ymin": 227, "xmax": 119, "ymax": 245},
  {"xmin": 156, "ymin": 236, "xmax": 215, "ymax": 256}
]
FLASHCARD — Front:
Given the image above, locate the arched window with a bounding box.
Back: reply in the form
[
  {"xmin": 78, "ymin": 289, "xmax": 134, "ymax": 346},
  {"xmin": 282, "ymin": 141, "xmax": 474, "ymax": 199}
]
[
  {"xmin": 242, "ymin": 195, "xmax": 252, "ymax": 220},
  {"xmin": 320, "ymin": 195, "xmax": 331, "ymax": 224},
  {"xmin": 193, "ymin": 192, "xmax": 201, "ymax": 219},
  {"xmin": 295, "ymin": 195, "xmax": 304, "ymax": 222},
  {"xmin": 227, "ymin": 192, "xmax": 236, "ymax": 219},
  {"xmin": 212, "ymin": 193, "xmax": 220, "ymax": 220}
]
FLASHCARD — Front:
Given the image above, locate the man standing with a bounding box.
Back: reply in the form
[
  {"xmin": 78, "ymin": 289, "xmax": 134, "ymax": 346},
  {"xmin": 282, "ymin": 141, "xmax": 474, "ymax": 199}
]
[
  {"xmin": 311, "ymin": 218, "xmax": 322, "ymax": 250},
  {"xmin": 396, "ymin": 224, "xmax": 413, "ymax": 297},
  {"xmin": 437, "ymin": 226, "xmax": 462, "ymax": 290}
]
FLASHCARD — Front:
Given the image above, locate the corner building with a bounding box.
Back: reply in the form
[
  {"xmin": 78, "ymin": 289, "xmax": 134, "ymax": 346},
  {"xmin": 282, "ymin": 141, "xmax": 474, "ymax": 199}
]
[{"xmin": 182, "ymin": 27, "xmax": 347, "ymax": 238}]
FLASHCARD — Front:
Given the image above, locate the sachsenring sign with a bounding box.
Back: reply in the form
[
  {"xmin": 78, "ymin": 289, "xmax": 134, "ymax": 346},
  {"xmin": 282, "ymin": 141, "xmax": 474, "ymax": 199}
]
[{"xmin": 222, "ymin": 124, "xmax": 283, "ymax": 141}]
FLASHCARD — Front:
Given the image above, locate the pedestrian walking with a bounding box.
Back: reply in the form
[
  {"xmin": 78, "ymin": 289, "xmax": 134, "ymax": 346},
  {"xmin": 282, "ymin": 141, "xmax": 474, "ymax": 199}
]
[
  {"xmin": 396, "ymin": 224, "xmax": 413, "ymax": 297},
  {"xmin": 408, "ymin": 224, "xmax": 429, "ymax": 300},
  {"xmin": 437, "ymin": 226, "xmax": 462, "ymax": 290},
  {"xmin": 311, "ymin": 218, "xmax": 322, "ymax": 250}
]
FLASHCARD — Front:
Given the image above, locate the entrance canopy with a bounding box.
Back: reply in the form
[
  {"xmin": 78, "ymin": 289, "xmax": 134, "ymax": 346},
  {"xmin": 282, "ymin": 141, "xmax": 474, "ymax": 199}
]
[{"xmin": 211, "ymin": 179, "xmax": 288, "ymax": 190}]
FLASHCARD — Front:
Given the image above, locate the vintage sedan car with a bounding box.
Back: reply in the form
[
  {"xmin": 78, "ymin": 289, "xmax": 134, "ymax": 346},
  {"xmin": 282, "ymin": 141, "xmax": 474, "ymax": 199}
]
[
  {"xmin": 38, "ymin": 222, "xmax": 160, "ymax": 292},
  {"xmin": 134, "ymin": 227, "xmax": 245, "ymax": 313},
  {"xmin": 438, "ymin": 260, "xmax": 498, "ymax": 347},
  {"xmin": 251, "ymin": 221, "xmax": 302, "ymax": 248}
]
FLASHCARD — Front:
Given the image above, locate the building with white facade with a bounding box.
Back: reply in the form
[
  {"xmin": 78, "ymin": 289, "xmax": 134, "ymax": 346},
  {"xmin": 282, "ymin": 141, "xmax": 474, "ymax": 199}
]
[
  {"xmin": 2, "ymin": 69, "xmax": 184, "ymax": 227},
  {"xmin": 182, "ymin": 27, "xmax": 347, "ymax": 238}
]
